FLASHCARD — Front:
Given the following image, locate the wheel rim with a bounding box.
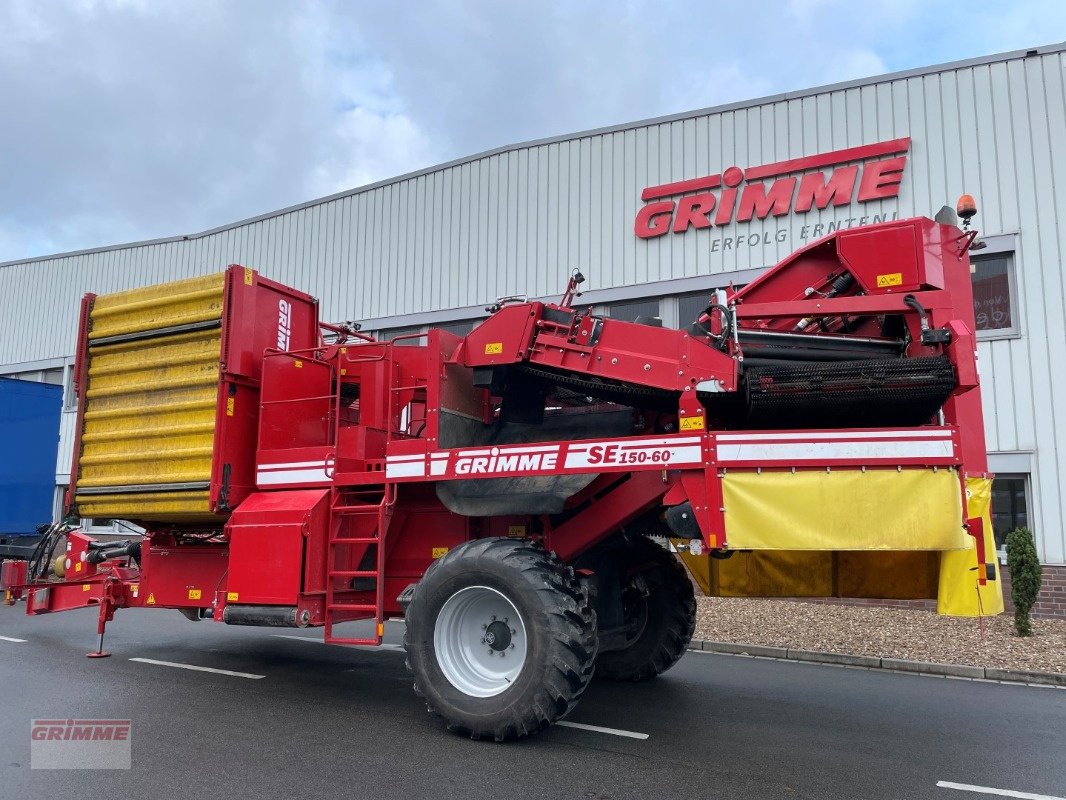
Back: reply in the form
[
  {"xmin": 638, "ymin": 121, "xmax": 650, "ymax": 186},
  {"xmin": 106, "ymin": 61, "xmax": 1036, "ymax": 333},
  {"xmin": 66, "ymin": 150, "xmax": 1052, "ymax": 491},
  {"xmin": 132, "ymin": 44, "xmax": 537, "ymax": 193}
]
[{"xmin": 434, "ymin": 585, "xmax": 528, "ymax": 698}]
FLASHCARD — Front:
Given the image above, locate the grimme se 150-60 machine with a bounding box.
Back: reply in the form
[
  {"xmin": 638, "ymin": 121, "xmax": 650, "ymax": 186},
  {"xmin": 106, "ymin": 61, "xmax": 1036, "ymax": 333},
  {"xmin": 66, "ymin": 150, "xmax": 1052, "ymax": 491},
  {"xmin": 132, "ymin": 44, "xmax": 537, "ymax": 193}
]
[{"xmin": 2, "ymin": 204, "xmax": 1000, "ymax": 740}]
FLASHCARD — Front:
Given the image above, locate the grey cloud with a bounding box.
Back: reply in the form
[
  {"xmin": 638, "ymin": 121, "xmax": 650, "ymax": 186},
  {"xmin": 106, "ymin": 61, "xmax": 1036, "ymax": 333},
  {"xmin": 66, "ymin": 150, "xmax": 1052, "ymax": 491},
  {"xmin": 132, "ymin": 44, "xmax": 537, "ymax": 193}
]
[{"xmin": 1, "ymin": 0, "xmax": 1062, "ymax": 262}]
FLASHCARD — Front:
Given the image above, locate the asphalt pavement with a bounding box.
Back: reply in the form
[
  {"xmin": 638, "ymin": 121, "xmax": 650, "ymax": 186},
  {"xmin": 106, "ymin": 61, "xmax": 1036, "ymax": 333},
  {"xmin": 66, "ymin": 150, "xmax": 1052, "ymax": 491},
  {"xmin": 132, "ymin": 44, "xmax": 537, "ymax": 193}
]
[{"xmin": 1, "ymin": 604, "xmax": 1064, "ymax": 800}]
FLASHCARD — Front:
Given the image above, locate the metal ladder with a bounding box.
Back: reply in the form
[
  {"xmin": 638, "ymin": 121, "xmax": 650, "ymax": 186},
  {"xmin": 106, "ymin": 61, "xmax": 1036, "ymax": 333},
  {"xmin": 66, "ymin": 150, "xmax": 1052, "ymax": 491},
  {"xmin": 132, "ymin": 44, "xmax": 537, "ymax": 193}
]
[{"xmin": 324, "ymin": 485, "xmax": 394, "ymax": 645}]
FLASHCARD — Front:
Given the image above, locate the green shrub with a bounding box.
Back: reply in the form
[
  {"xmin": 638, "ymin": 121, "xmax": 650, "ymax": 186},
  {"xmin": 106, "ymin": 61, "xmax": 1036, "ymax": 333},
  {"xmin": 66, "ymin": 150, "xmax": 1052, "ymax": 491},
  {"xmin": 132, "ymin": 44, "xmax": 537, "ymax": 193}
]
[{"xmin": 1005, "ymin": 527, "xmax": 1042, "ymax": 636}]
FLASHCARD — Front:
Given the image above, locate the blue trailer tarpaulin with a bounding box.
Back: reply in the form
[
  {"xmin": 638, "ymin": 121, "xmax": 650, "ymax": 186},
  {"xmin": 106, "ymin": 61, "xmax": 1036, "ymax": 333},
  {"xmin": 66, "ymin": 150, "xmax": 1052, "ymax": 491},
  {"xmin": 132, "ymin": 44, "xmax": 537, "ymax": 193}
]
[{"xmin": 0, "ymin": 377, "xmax": 62, "ymax": 539}]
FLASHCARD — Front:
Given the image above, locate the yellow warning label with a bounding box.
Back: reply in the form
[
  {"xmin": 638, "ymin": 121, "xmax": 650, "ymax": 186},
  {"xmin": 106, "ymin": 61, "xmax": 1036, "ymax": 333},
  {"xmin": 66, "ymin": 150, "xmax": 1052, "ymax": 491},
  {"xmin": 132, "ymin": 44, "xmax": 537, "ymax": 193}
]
[
  {"xmin": 244, "ymin": 267, "xmax": 254, "ymax": 285},
  {"xmin": 507, "ymin": 525, "xmax": 526, "ymax": 538},
  {"xmin": 293, "ymin": 360, "xmax": 303, "ymax": 368},
  {"xmin": 147, "ymin": 593, "xmax": 156, "ymax": 605},
  {"xmin": 83, "ymin": 583, "xmax": 91, "ymax": 592},
  {"xmin": 188, "ymin": 589, "xmax": 202, "ymax": 600},
  {"xmin": 227, "ymin": 592, "xmax": 239, "ymax": 602},
  {"xmin": 130, "ymin": 583, "xmax": 139, "ymax": 596},
  {"xmin": 431, "ymin": 547, "xmax": 449, "ymax": 559},
  {"xmin": 876, "ymin": 272, "xmax": 903, "ymax": 287},
  {"xmin": 679, "ymin": 415, "xmax": 706, "ymax": 431},
  {"xmin": 75, "ymin": 562, "xmax": 82, "ymax": 572},
  {"xmin": 484, "ymin": 342, "xmax": 504, "ymax": 355},
  {"xmin": 226, "ymin": 396, "xmax": 235, "ymax": 417}
]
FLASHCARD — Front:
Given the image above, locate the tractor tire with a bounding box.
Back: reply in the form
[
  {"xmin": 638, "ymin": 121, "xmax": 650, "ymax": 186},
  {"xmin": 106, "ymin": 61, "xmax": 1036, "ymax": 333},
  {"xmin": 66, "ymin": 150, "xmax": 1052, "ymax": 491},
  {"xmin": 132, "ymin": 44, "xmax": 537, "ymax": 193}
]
[
  {"xmin": 595, "ymin": 537, "xmax": 696, "ymax": 681},
  {"xmin": 403, "ymin": 538, "xmax": 597, "ymax": 741}
]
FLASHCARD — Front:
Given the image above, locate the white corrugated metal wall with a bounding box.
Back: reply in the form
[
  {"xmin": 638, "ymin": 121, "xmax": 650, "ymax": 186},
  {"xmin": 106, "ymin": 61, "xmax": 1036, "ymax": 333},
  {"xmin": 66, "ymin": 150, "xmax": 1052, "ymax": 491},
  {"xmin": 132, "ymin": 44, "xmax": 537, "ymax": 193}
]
[{"xmin": 1, "ymin": 45, "xmax": 1063, "ymax": 563}]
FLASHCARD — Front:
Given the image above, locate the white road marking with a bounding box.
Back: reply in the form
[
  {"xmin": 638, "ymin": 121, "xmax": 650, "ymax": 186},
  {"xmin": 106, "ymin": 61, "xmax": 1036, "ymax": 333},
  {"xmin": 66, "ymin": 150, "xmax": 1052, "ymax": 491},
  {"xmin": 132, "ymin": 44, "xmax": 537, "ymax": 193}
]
[
  {"xmin": 0, "ymin": 635, "xmax": 27, "ymax": 642},
  {"xmin": 937, "ymin": 781, "xmax": 1066, "ymax": 800},
  {"xmin": 555, "ymin": 721, "xmax": 649, "ymax": 740},
  {"xmin": 129, "ymin": 657, "xmax": 265, "ymax": 679},
  {"xmin": 272, "ymin": 634, "xmax": 403, "ymax": 651}
]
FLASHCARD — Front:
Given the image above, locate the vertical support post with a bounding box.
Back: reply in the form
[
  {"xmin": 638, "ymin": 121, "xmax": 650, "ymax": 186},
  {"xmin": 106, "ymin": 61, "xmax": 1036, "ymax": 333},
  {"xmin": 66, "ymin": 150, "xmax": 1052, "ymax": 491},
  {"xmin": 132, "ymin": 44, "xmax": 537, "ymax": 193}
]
[{"xmin": 86, "ymin": 592, "xmax": 115, "ymax": 658}]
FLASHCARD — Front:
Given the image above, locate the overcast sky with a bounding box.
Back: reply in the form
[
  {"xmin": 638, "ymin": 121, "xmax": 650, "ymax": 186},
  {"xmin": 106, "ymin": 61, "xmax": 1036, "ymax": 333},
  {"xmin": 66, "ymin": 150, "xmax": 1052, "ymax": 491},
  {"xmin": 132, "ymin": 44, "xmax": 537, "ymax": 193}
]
[{"xmin": 0, "ymin": 0, "xmax": 1062, "ymax": 263}]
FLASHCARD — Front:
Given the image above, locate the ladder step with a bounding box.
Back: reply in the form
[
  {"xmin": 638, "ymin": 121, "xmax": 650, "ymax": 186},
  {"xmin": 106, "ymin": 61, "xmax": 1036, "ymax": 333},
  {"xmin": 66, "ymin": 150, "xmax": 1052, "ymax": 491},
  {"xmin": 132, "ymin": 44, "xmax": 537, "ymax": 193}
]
[
  {"xmin": 326, "ymin": 637, "xmax": 383, "ymax": 646},
  {"xmin": 327, "ymin": 603, "xmax": 377, "ymax": 612},
  {"xmin": 330, "ymin": 537, "xmax": 379, "ymax": 544},
  {"xmin": 329, "ymin": 570, "xmax": 378, "ymax": 578},
  {"xmin": 333, "ymin": 505, "xmax": 381, "ymax": 513}
]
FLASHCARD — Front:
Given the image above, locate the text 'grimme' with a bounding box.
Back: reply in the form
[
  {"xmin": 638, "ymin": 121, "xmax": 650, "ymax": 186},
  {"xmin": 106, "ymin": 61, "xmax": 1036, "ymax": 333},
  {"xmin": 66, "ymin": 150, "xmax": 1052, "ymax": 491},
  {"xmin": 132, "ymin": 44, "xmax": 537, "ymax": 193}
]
[{"xmin": 635, "ymin": 138, "xmax": 910, "ymax": 238}]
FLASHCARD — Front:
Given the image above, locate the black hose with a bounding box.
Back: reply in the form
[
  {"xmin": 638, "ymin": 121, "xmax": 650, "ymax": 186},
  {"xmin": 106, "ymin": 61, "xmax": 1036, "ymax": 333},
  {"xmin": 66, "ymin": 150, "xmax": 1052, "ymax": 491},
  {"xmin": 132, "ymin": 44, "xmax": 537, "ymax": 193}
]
[
  {"xmin": 693, "ymin": 303, "xmax": 733, "ymax": 347},
  {"xmin": 903, "ymin": 294, "xmax": 930, "ymax": 332},
  {"xmin": 27, "ymin": 523, "xmax": 69, "ymax": 581}
]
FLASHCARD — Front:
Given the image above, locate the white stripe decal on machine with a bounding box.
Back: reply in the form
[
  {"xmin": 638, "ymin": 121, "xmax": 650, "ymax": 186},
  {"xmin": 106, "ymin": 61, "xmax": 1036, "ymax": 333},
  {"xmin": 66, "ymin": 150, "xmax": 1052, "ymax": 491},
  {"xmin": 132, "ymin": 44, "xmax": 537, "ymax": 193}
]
[
  {"xmin": 717, "ymin": 439, "xmax": 954, "ymax": 463},
  {"xmin": 382, "ymin": 429, "xmax": 955, "ymax": 479},
  {"xmin": 257, "ymin": 466, "xmax": 331, "ymax": 485},
  {"xmin": 386, "ymin": 453, "xmax": 426, "ymax": 463},
  {"xmin": 564, "ymin": 443, "xmax": 701, "ymax": 469},
  {"xmin": 256, "ymin": 459, "xmax": 331, "ymax": 471},
  {"xmin": 716, "ymin": 429, "xmax": 951, "ymax": 442},
  {"xmin": 385, "ymin": 459, "xmax": 427, "ymax": 478}
]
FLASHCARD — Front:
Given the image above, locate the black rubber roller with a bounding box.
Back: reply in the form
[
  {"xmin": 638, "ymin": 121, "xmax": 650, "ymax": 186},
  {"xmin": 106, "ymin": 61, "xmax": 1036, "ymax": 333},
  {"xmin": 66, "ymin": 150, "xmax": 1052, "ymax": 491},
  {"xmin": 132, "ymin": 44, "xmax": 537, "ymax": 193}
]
[{"xmin": 741, "ymin": 355, "xmax": 957, "ymax": 429}]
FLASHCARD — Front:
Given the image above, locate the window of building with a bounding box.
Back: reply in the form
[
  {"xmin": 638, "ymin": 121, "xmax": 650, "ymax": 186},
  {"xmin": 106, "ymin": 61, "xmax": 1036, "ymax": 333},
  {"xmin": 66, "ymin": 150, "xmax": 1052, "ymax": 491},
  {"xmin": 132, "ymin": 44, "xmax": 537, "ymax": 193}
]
[
  {"xmin": 4, "ymin": 367, "xmax": 58, "ymax": 382},
  {"xmin": 434, "ymin": 319, "xmax": 482, "ymax": 337},
  {"xmin": 81, "ymin": 518, "xmax": 115, "ymax": 532},
  {"xmin": 380, "ymin": 325, "xmax": 425, "ymax": 346},
  {"xmin": 64, "ymin": 364, "xmax": 77, "ymax": 410},
  {"xmin": 971, "ymin": 253, "xmax": 1017, "ymax": 335},
  {"xmin": 677, "ymin": 292, "xmax": 713, "ymax": 328},
  {"xmin": 606, "ymin": 299, "xmax": 660, "ymax": 323},
  {"xmin": 53, "ymin": 485, "xmax": 67, "ymax": 525},
  {"xmin": 675, "ymin": 286, "xmax": 747, "ymax": 329},
  {"xmin": 990, "ymin": 474, "xmax": 1029, "ymax": 553}
]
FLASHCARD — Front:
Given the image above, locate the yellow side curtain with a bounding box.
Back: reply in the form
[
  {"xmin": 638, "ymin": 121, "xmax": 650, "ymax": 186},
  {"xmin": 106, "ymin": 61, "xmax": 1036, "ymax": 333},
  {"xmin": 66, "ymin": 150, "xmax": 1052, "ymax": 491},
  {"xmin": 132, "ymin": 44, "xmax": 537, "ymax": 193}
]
[
  {"xmin": 721, "ymin": 468, "xmax": 968, "ymax": 551},
  {"xmin": 937, "ymin": 476, "xmax": 1004, "ymax": 616},
  {"xmin": 676, "ymin": 549, "xmax": 940, "ymax": 600},
  {"xmin": 673, "ymin": 475, "xmax": 1003, "ymax": 615}
]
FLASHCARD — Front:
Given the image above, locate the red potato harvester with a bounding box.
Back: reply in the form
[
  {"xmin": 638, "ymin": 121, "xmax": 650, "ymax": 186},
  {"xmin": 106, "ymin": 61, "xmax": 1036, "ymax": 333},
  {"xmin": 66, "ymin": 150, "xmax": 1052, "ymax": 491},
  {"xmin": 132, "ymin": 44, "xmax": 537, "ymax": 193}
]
[{"xmin": 2, "ymin": 200, "xmax": 1000, "ymax": 740}]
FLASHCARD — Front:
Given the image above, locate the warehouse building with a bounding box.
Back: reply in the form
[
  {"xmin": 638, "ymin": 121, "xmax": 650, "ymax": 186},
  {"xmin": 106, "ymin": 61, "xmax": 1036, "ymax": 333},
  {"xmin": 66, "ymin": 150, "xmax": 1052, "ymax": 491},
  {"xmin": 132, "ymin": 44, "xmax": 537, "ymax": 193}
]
[{"xmin": 2, "ymin": 44, "xmax": 1064, "ymax": 612}]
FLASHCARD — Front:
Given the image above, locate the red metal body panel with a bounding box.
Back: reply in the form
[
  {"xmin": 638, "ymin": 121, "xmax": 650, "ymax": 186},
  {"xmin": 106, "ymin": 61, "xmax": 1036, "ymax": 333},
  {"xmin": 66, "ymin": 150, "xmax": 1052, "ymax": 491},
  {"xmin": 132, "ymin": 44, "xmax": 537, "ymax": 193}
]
[
  {"xmin": 463, "ymin": 304, "xmax": 738, "ymax": 393},
  {"xmin": 137, "ymin": 544, "xmax": 228, "ymax": 609},
  {"xmin": 226, "ymin": 489, "xmax": 330, "ymax": 604},
  {"xmin": 211, "ymin": 267, "xmax": 321, "ymax": 512}
]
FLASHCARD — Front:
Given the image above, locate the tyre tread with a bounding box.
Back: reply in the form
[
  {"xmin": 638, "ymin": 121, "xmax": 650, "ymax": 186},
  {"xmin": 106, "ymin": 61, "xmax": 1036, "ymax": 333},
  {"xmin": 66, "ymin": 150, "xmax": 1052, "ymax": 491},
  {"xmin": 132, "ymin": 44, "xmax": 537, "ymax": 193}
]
[
  {"xmin": 404, "ymin": 538, "xmax": 597, "ymax": 741},
  {"xmin": 596, "ymin": 537, "xmax": 696, "ymax": 681}
]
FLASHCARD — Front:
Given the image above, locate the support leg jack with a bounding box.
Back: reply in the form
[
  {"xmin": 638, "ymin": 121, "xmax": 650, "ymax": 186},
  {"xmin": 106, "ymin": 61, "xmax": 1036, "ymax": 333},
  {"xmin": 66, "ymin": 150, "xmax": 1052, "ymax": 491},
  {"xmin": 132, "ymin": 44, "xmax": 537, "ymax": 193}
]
[{"xmin": 87, "ymin": 603, "xmax": 112, "ymax": 658}]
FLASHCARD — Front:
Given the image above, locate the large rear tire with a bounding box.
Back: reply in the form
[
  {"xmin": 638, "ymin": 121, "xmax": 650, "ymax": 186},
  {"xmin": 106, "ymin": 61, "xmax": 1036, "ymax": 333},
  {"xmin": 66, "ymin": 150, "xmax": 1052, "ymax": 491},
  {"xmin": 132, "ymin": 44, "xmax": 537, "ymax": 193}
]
[
  {"xmin": 404, "ymin": 538, "xmax": 597, "ymax": 741},
  {"xmin": 595, "ymin": 537, "xmax": 696, "ymax": 681}
]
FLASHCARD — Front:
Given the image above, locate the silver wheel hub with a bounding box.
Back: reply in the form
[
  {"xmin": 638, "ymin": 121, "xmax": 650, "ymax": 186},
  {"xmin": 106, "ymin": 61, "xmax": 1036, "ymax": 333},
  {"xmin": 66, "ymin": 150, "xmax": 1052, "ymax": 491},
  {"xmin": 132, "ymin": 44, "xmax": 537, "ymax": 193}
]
[{"xmin": 434, "ymin": 586, "xmax": 528, "ymax": 698}]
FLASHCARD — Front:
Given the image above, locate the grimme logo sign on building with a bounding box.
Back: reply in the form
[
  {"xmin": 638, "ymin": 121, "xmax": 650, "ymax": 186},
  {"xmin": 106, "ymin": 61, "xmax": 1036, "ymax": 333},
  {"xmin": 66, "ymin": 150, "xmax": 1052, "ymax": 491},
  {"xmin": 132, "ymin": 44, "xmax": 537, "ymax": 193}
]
[{"xmin": 634, "ymin": 138, "xmax": 910, "ymax": 248}]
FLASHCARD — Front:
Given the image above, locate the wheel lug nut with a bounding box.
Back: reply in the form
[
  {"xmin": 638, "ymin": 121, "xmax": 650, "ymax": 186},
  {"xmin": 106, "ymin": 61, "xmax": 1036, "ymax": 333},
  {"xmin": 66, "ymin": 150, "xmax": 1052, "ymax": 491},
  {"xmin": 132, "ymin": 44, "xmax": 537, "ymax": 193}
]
[
  {"xmin": 481, "ymin": 624, "xmax": 487, "ymax": 630},
  {"xmin": 480, "ymin": 637, "xmax": 486, "ymax": 644},
  {"xmin": 491, "ymin": 615, "xmax": 496, "ymax": 621}
]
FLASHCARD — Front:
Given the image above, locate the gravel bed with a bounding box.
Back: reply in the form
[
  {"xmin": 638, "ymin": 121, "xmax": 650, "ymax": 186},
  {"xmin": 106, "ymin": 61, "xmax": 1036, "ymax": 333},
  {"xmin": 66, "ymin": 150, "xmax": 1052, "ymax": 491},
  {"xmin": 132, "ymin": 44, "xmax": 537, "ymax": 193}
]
[{"xmin": 694, "ymin": 597, "xmax": 1066, "ymax": 675}]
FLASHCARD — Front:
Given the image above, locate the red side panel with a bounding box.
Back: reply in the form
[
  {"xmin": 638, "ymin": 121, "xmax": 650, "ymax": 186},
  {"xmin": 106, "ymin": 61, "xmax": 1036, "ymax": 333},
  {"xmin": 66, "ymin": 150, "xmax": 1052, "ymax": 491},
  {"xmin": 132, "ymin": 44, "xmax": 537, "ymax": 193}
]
[
  {"xmin": 225, "ymin": 489, "xmax": 331, "ymax": 603},
  {"xmin": 837, "ymin": 222, "xmax": 924, "ymax": 293},
  {"xmin": 210, "ymin": 266, "xmax": 320, "ymax": 513}
]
